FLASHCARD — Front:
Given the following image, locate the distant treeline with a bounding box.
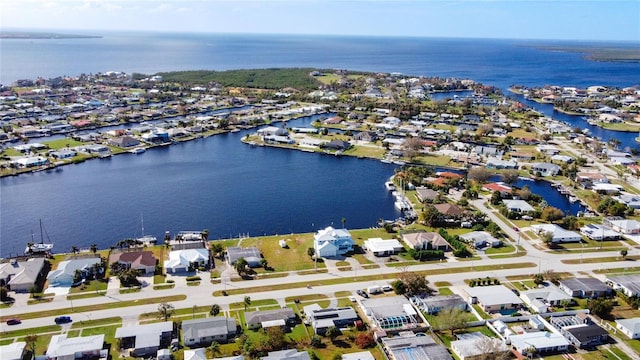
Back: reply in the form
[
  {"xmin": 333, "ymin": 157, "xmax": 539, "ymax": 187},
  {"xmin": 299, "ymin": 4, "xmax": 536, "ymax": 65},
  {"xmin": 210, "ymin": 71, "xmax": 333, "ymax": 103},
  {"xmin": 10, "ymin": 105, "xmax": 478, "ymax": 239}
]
[
  {"xmin": 534, "ymin": 45, "xmax": 640, "ymax": 63},
  {"xmin": 156, "ymin": 68, "xmax": 324, "ymax": 90}
]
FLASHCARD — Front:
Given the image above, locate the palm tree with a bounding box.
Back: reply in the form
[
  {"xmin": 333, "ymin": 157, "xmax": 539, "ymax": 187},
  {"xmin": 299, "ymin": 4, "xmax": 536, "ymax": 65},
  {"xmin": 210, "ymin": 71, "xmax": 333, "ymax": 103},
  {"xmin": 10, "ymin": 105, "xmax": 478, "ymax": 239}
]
[
  {"xmin": 208, "ymin": 341, "xmax": 221, "ymax": 357},
  {"xmin": 244, "ymin": 296, "xmax": 251, "ymax": 311},
  {"xmin": 25, "ymin": 334, "xmax": 38, "ymax": 357},
  {"xmin": 210, "ymin": 303, "xmax": 221, "ymax": 316},
  {"xmin": 90, "ymin": 243, "xmax": 98, "ymax": 254},
  {"xmin": 71, "ymin": 245, "xmax": 79, "ymax": 258},
  {"xmin": 158, "ymin": 302, "xmax": 175, "ymax": 321},
  {"xmin": 202, "ymin": 229, "xmax": 209, "ymax": 242},
  {"xmin": 341, "ymin": 217, "xmax": 346, "ymax": 229}
]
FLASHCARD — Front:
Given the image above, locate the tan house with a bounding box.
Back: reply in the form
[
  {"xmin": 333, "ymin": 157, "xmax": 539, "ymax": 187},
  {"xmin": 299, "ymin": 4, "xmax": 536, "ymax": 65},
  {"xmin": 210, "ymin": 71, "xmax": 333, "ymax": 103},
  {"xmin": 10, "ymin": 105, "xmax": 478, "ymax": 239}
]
[
  {"xmin": 401, "ymin": 231, "xmax": 451, "ymax": 251},
  {"xmin": 109, "ymin": 251, "xmax": 157, "ymax": 275}
]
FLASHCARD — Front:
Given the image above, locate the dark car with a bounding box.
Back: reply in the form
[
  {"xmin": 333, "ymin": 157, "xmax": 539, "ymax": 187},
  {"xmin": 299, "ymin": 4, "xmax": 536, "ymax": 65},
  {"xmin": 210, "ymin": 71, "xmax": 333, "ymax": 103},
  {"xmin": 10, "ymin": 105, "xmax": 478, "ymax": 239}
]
[
  {"xmin": 356, "ymin": 289, "xmax": 369, "ymax": 298},
  {"xmin": 55, "ymin": 316, "xmax": 72, "ymax": 324},
  {"xmin": 6, "ymin": 318, "xmax": 21, "ymax": 325}
]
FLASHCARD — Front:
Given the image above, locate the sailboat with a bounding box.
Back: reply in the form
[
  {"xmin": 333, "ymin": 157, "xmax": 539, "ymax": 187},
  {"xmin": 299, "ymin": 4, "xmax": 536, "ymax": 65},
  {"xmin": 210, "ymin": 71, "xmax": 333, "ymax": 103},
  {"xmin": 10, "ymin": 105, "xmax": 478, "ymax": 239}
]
[
  {"xmin": 136, "ymin": 214, "xmax": 157, "ymax": 246},
  {"xmin": 25, "ymin": 219, "xmax": 54, "ymax": 254}
]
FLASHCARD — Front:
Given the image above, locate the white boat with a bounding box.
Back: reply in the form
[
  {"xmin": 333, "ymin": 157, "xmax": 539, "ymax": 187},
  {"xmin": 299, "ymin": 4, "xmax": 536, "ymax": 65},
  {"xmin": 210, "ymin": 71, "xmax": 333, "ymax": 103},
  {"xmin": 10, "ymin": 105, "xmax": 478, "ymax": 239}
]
[
  {"xmin": 385, "ymin": 181, "xmax": 396, "ymax": 191},
  {"xmin": 130, "ymin": 147, "xmax": 146, "ymax": 154},
  {"xmin": 380, "ymin": 158, "xmax": 392, "ymax": 164},
  {"xmin": 136, "ymin": 214, "xmax": 157, "ymax": 245},
  {"xmin": 25, "ymin": 219, "xmax": 54, "ymax": 254}
]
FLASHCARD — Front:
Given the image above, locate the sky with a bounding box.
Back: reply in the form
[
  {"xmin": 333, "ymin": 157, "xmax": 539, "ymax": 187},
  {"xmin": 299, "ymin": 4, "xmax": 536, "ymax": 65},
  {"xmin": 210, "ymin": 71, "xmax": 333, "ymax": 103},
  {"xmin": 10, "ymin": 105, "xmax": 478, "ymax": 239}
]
[{"xmin": 1, "ymin": 0, "xmax": 639, "ymax": 41}]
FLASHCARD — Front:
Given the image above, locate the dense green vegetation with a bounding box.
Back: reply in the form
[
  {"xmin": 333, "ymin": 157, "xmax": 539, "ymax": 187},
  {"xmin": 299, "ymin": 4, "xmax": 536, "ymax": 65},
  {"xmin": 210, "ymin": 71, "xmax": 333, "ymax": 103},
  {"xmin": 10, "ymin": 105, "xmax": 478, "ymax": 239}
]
[{"xmin": 156, "ymin": 68, "xmax": 323, "ymax": 89}]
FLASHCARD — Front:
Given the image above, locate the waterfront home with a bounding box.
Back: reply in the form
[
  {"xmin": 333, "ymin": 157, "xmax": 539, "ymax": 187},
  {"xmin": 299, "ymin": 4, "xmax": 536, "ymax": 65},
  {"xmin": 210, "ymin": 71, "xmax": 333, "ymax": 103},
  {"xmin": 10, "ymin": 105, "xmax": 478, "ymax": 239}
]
[
  {"xmin": 502, "ymin": 199, "xmax": 535, "ymax": 213},
  {"xmin": 322, "ymin": 139, "xmax": 351, "ymax": 151},
  {"xmin": 616, "ymin": 318, "xmax": 640, "ymax": 339},
  {"xmin": 226, "ymin": 246, "xmax": 262, "ymax": 267},
  {"xmin": 363, "ymin": 238, "xmax": 404, "ymax": 256},
  {"xmin": 303, "ymin": 304, "xmax": 358, "ymax": 335},
  {"xmin": 11, "ymin": 156, "xmax": 49, "ymax": 168},
  {"xmin": 591, "ymin": 183, "xmax": 623, "ymax": 194},
  {"xmin": 483, "ymin": 182, "xmax": 512, "ymax": 196},
  {"xmin": 313, "ymin": 226, "xmax": 354, "ymax": 258},
  {"xmin": 261, "ymin": 350, "xmax": 311, "ymax": 360},
  {"xmin": 182, "ymin": 317, "xmax": 237, "ymax": 346},
  {"xmin": 401, "ymin": 231, "xmax": 451, "ymax": 251},
  {"xmin": 0, "ymin": 342, "xmax": 26, "ymax": 360},
  {"xmin": 614, "ymin": 193, "xmax": 640, "ymax": 209},
  {"xmin": 359, "ymin": 296, "xmax": 424, "ymax": 331},
  {"xmin": 531, "ymin": 162, "xmax": 560, "ymax": 177},
  {"xmin": 509, "ymin": 332, "xmax": 570, "ymax": 357},
  {"xmin": 0, "ymin": 257, "xmax": 45, "ymax": 292},
  {"xmin": 520, "ymin": 283, "xmax": 573, "ymax": 313},
  {"xmin": 109, "ymin": 135, "xmax": 140, "ymax": 148},
  {"xmin": 451, "ymin": 333, "xmax": 509, "ymax": 360},
  {"xmin": 47, "ymin": 257, "xmax": 102, "ymax": 287},
  {"xmin": 115, "ymin": 321, "xmax": 173, "ymax": 357},
  {"xmin": 45, "ymin": 334, "xmax": 105, "ymax": 360},
  {"xmin": 434, "ymin": 203, "xmax": 464, "ymax": 217},
  {"xmin": 164, "ymin": 248, "xmax": 209, "ymax": 273},
  {"xmin": 415, "ymin": 187, "xmax": 438, "ymax": 203},
  {"xmin": 257, "ymin": 126, "xmax": 288, "ymax": 137},
  {"xmin": 108, "ymin": 250, "xmax": 157, "ymax": 275},
  {"xmin": 50, "ymin": 149, "xmax": 77, "ymax": 159},
  {"xmin": 558, "ymin": 278, "xmax": 612, "ymax": 299},
  {"xmin": 411, "ymin": 294, "xmax": 468, "ymax": 315},
  {"xmin": 381, "ymin": 331, "xmax": 452, "ymax": 360},
  {"xmin": 531, "ymin": 224, "xmax": 582, "ymax": 243},
  {"xmin": 245, "ymin": 308, "xmax": 296, "ymax": 330},
  {"xmin": 465, "ymin": 285, "xmax": 523, "ymax": 314},
  {"xmin": 486, "ymin": 158, "xmax": 518, "ymax": 169}
]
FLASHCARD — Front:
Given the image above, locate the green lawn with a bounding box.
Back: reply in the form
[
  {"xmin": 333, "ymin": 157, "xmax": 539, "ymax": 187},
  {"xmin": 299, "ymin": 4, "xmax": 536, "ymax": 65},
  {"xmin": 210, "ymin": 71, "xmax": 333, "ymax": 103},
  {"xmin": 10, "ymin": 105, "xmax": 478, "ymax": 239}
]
[{"xmin": 42, "ymin": 138, "xmax": 85, "ymax": 150}]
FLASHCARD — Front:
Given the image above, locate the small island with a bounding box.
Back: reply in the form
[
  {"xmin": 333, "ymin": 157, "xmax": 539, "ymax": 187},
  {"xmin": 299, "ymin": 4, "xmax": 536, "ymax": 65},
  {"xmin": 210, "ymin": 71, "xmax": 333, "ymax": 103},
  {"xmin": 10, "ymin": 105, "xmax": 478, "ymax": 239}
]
[{"xmin": 0, "ymin": 31, "xmax": 102, "ymax": 39}]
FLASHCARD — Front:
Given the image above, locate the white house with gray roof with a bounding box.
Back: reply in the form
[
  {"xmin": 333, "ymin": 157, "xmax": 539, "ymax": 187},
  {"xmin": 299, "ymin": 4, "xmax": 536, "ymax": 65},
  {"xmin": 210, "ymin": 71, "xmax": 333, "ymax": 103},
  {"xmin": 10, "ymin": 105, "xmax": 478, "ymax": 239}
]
[
  {"xmin": 182, "ymin": 317, "xmax": 237, "ymax": 346},
  {"xmin": 531, "ymin": 224, "xmax": 582, "ymax": 243},
  {"xmin": 303, "ymin": 304, "xmax": 358, "ymax": 335},
  {"xmin": 616, "ymin": 318, "xmax": 640, "ymax": 339},
  {"xmin": 47, "ymin": 257, "xmax": 101, "ymax": 287},
  {"xmin": 606, "ymin": 274, "xmax": 640, "ymax": 297},
  {"xmin": 520, "ymin": 284, "xmax": 573, "ymax": 313},
  {"xmin": 45, "ymin": 334, "xmax": 105, "ymax": 360},
  {"xmin": 115, "ymin": 321, "xmax": 173, "ymax": 357},
  {"xmin": 0, "ymin": 342, "xmax": 26, "ymax": 360},
  {"xmin": 260, "ymin": 349, "xmax": 310, "ymax": 360},
  {"xmin": 465, "ymin": 285, "xmax": 523, "ymax": 314},
  {"xmin": 502, "ymin": 199, "xmax": 534, "ymax": 213},
  {"xmin": 314, "ymin": 226, "xmax": 354, "ymax": 258}
]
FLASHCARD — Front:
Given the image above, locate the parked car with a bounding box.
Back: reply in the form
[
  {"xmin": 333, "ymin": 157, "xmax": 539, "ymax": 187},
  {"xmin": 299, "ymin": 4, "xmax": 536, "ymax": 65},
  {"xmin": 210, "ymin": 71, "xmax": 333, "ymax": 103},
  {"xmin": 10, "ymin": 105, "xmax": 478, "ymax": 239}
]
[
  {"xmin": 356, "ymin": 289, "xmax": 368, "ymax": 298},
  {"xmin": 6, "ymin": 318, "xmax": 21, "ymax": 325},
  {"xmin": 55, "ymin": 316, "xmax": 72, "ymax": 324}
]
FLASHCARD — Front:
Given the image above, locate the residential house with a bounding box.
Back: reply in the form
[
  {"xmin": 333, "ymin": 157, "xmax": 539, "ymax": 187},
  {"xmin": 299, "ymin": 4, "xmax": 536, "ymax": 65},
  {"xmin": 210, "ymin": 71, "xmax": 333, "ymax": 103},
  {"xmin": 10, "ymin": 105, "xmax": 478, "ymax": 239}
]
[
  {"xmin": 459, "ymin": 231, "xmax": 501, "ymax": 249},
  {"xmin": 381, "ymin": 331, "xmax": 452, "ymax": 360},
  {"xmin": 45, "ymin": 334, "xmax": 105, "ymax": 360},
  {"xmin": 434, "ymin": 203, "xmax": 464, "ymax": 217},
  {"xmin": 606, "ymin": 274, "xmax": 640, "ymax": 297},
  {"xmin": 226, "ymin": 246, "xmax": 262, "ymax": 267},
  {"xmin": 576, "ymin": 172, "xmax": 609, "ymax": 188},
  {"xmin": 108, "ymin": 251, "xmax": 157, "ymax": 275},
  {"xmin": 531, "ymin": 224, "xmax": 582, "ymax": 243},
  {"xmin": 0, "ymin": 342, "xmax": 26, "ymax": 360},
  {"xmin": 109, "ymin": 135, "xmax": 140, "ymax": 148},
  {"xmin": 551, "ymin": 154, "xmax": 574, "ymax": 163},
  {"xmin": 415, "ymin": 187, "xmax": 438, "ymax": 203},
  {"xmin": 115, "ymin": 321, "xmax": 173, "ymax": 357},
  {"xmin": 363, "ymin": 238, "xmax": 404, "ymax": 256},
  {"xmin": 164, "ymin": 248, "xmax": 210, "ymax": 273},
  {"xmin": 322, "ymin": 140, "xmax": 351, "ymax": 151},
  {"xmin": 509, "ymin": 332, "xmax": 569, "ymax": 357},
  {"xmin": 183, "ymin": 349, "xmax": 209, "ymax": 360},
  {"xmin": 520, "ymin": 283, "xmax": 573, "ymax": 313},
  {"xmin": 401, "ymin": 232, "xmax": 451, "ymax": 251},
  {"xmin": 451, "ymin": 332, "xmax": 509, "ymax": 360},
  {"xmin": 411, "ymin": 294, "xmax": 468, "ymax": 315},
  {"xmin": 260, "ymin": 350, "xmax": 311, "ymax": 360},
  {"xmin": 245, "ymin": 308, "xmax": 297, "ymax": 330},
  {"xmin": 47, "ymin": 257, "xmax": 102, "ymax": 287},
  {"xmin": 182, "ymin": 317, "xmax": 237, "ymax": 346},
  {"xmin": 558, "ymin": 278, "xmax": 612, "ymax": 299},
  {"xmin": 303, "ymin": 304, "xmax": 358, "ymax": 335},
  {"xmin": 353, "ymin": 131, "xmax": 378, "ymax": 142},
  {"xmin": 0, "ymin": 257, "xmax": 45, "ymax": 292},
  {"xmin": 314, "ymin": 226, "xmax": 354, "ymax": 258},
  {"xmin": 615, "ymin": 193, "xmax": 640, "ymax": 209},
  {"xmin": 483, "ymin": 182, "xmax": 512, "ymax": 196},
  {"xmin": 486, "ymin": 158, "xmax": 518, "ymax": 170},
  {"xmin": 550, "ymin": 314, "xmax": 609, "ymax": 349},
  {"xmin": 465, "ymin": 285, "xmax": 523, "ymax": 314},
  {"xmin": 603, "ymin": 218, "xmax": 640, "ymax": 235},
  {"xmin": 257, "ymin": 126, "xmax": 288, "ymax": 137},
  {"xmin": 531, "ymin": 162, "xmax": 560, "ymax": 177},
  {"xmin": 616, "ymin": 318, "xmax": 640, "ymax": 339},
  {"xmin": 592, "ymin": 183, "xmax": 623, "ymax": 194},
  {"xmin": 359, "ymin": 296, "xmax": 424, "ymax": 331},
  {"xmin": 502, "ymin": 199, "xmax": 534, "ymax": 213},
  {"xmin": 536, "ymin": 144, "xmax": 560, "ymax": 155},
  {"xmin": 579, "ymin": 224, "xmax": 620, "ymax": 241}
]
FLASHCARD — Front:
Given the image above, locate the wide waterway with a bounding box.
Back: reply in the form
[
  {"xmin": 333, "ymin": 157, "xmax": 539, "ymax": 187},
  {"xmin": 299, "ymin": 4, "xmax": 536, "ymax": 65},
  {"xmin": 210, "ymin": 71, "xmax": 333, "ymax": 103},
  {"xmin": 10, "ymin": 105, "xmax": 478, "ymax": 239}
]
[{"xmin": 0, "ymin": 115, "xmax": 402, "ymax": 257}]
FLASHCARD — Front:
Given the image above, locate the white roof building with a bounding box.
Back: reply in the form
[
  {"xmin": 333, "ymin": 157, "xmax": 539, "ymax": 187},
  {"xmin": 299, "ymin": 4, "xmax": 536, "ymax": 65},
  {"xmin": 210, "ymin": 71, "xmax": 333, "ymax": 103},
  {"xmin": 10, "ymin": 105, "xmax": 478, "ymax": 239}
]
[
  {"xmin": 260, "ymin": 349, "xmax": 311, "ymax": 360},
  {"xmin": 314, "ymin": 226, "xmax": 354, "ymax": 258},
  {"xmin": 520, "ymin": 284, "xmax": 573, "ymax": 313},
  {"xmin": 509, "ymin": 332, "xmax": 570, "ymax": 356},
  {"xmin": 46, "ymin": 257, "xmax": 102, "ymax": 287},
  {"xmin": 502, "ymin": 199, "xmax": 535, "ymax": 213},
  {"xmin": 531, "ymin": 224, "xmax": 582, "ymax": 243},
  {"xmin": 465, "ymin": 285, "xmax": 523, "ymax": 313},
  {"xmin": 616, "ymin": 318, "xmax": 640, "ymax": 339},
  {"xmin": 451, "ymin": 333, "xmax": 508, "ymax": 360},
  {"xmin": 164, "ymin": 248, "xmax": 209, "ymax": 273},
  {"xmin": 0, "ymin": 342, "xmax": 26, "ymax": 360},
  {"xmin": 46, "ymin": 334, "xmax": 104, "ymax": 360},
  {"xmin": 363, "ymin": 238, "xmax": 404, "ymax": 256},
  {"xmin": 341, "ymin": 351, "xmax": 375, "ymax": 360}
]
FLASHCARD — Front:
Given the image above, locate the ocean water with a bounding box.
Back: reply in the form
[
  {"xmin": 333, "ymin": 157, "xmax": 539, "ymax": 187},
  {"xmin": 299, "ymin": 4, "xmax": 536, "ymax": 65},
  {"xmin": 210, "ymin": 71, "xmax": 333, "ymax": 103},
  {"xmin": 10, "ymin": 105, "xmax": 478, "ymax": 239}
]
[{"xmin": 1, "ymin": 32, "xmax": 639, "ymax": 256}]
